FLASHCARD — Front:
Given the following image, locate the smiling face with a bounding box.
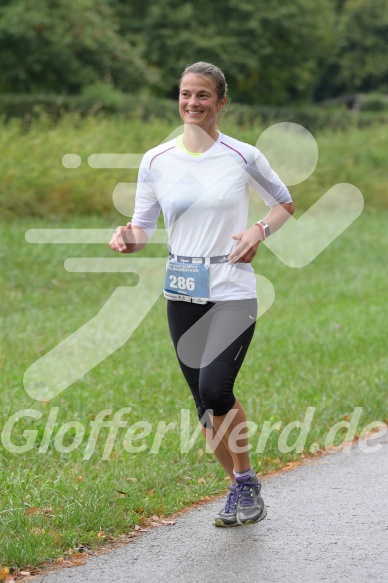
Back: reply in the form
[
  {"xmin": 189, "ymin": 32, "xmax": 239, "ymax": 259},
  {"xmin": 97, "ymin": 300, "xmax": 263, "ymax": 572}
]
[{"xmin": 179, "ymin": 73, "xmax": 226, "ymax": 137}]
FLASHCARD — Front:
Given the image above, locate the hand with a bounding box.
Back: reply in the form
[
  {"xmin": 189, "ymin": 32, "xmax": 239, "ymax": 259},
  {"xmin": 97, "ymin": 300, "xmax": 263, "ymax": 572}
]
[
  {"xmin": 228, "ymin": 226, "xmax": 263, "ymax": 264},
  {"xmin": 109, "ymin": 222, "xmax": 136, "ymax": 253}
]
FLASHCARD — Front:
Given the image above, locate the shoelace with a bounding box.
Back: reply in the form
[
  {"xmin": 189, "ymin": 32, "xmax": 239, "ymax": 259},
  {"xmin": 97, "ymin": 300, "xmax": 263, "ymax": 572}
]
[
  {"xmin": 236, "ymin": 480, "xmax": 260, "ymax": 507},
  {"xmin": 224, "ymin": 485, "xmax": 238, "ymax": 513}
]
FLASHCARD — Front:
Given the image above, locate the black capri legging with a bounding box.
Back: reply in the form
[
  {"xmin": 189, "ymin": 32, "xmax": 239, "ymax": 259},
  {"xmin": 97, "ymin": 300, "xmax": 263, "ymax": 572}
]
[{"xmin": 167, "ymin": 298, "xmax": 257, "ymax": 424}]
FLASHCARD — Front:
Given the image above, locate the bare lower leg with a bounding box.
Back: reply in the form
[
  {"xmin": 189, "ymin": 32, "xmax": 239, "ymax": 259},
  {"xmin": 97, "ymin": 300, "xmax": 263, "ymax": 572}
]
[
  {"xmin": 210, "ymin": 399, "xmax": 252, "ymax": 473},
  {"xmin": 201, "ymin": 425, "xmax": 235, "ymax": 484}
]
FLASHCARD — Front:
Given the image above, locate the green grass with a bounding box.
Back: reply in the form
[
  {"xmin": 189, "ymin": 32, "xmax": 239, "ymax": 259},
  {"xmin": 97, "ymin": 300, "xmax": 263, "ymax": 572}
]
[
  {"xmin": 0, "ymin": 207, "xmax": 387, "ymax": 570},
  {"xmin": 1, "ymin": 113, "xmax": 388, "ymax": 220},
  {"xmin": 1, "ymin": 113, "xmax": 387, "ymax": 569}
]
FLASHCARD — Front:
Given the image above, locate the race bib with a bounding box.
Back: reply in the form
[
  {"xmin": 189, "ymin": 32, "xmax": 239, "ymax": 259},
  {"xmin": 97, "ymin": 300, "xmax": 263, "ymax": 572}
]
[{"xmin": 164, "ymin": 260, "xmax": 210, "ymax": 302}]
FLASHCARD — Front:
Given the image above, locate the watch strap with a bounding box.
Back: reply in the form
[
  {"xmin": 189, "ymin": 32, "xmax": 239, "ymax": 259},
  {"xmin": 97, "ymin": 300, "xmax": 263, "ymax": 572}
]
[{"xmin": 255, "ymin": 220, "xmax": 270, "ymax": 239}]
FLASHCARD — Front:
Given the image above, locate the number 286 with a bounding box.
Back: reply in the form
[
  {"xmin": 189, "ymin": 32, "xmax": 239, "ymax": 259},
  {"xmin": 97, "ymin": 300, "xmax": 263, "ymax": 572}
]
[{"xmin": 169, "ymin": 275, "xmax": 195, "ymax": 291}]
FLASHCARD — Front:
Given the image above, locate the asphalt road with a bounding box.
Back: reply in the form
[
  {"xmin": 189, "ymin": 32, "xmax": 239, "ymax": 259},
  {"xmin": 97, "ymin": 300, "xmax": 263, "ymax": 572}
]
[{"xmin": 33, "ymin": 430, "xmax": 388, "ymax": 583}]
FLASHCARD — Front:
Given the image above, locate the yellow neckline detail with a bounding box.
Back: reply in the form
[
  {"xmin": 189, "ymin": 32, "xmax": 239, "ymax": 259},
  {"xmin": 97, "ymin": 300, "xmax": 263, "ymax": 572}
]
[{"xmin": 177, "ymin": 135, "xmax": 202, "ymax": 157}]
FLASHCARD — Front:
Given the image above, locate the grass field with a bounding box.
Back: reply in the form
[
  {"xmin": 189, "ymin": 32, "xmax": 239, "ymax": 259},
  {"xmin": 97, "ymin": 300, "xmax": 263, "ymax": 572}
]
[
  {"xmin": 0, "ymin": 114, "xmax": 387, "ymax": 572},
  {"xmin": 1, "ymin": 113, "xmax": 388, "ymax": 219},
  {"xmin": 0, "ymin": 207, "xmax": 387, "ymax": 571}
]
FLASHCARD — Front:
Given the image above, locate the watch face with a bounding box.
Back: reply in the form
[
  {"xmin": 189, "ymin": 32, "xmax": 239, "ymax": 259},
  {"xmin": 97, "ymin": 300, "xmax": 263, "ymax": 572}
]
[{"xmin": 260, "ymin": 221, "xmax": 270, "ymax": 237}]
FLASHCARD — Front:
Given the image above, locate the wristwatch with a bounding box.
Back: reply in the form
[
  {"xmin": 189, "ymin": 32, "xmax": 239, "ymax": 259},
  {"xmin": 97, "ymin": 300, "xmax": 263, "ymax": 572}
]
[{"xmin": 255, "ymin": 220, "xmax": 270, "ymax": 240}]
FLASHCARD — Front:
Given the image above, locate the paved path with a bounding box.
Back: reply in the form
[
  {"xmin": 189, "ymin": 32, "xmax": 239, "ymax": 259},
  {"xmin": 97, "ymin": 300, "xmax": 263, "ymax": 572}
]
[{"xmin": 33, "ymin": 431, "xmax": 388, "ymax": 583}]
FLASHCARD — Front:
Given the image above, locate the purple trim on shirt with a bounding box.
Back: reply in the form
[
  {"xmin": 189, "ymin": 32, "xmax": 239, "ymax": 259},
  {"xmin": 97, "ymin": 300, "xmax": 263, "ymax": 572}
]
[
  {"xmin": 220, "ymin": 141, "xmax": 248, "ymax": 164},
  {"xmin": 149, "ymin": 146, "xmax": 175, "ymax": 168}
]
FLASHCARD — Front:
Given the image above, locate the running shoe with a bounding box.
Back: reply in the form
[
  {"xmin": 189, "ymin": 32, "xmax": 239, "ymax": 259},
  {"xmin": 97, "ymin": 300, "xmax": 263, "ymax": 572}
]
[
  {"xmin": 235, "ymin": 473, "xmax": 267, "ymax": 525},
  {"xmin": 214, "ymin": 484, "xmax": 239, "ymax": 527}
]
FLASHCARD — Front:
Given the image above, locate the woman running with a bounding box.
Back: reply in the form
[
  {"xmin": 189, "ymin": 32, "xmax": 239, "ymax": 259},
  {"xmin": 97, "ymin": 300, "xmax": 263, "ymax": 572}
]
[{"xmin": 109, "ymin": 62, "xmax": 294, "ymax": 527}]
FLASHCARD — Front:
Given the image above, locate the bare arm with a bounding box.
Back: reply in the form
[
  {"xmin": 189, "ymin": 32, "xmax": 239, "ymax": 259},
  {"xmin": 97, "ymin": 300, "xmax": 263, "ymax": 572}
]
[
  {"xmin": 109, "ymin": 222, "xmax": 148, "ymax": 254},
  {"xmin": 261, "ymin": 202, "xmax": 295, "ymax": 234},
  {"xmin": 228, "ymin": 202, "xmax": 295, "ymax": 264}
]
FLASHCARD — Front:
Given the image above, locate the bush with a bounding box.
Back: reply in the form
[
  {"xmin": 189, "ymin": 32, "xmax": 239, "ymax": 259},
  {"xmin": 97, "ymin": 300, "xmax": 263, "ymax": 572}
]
[
  {"xmin": 1, "ymin": 111, "xmax": 387, "ymax": 219},
  {"xmin": 1, "ymin": 93, "xmax": 388, "ymax": 133},
  {"xmin": 359, "ymin": 93, "xmax": 388, "ymax": 112},
  {"xmin": 0, "ymin": 93, "xmax": 179, "ymax": 123}
]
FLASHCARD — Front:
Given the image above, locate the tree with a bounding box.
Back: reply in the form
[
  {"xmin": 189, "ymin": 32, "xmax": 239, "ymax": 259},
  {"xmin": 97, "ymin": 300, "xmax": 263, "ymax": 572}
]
[
  {"xmin": 0, "ymin": 0, "xmax": 153, "ymax": 94},
  {"xmin": 114, "ymin": 0, "xmax": 338, "ymax": 105},
  {"xmin": 337, "ymin": 0, "xmax": 388, "ymax": 93},
  {"xmin": 251, "ymin": 0, "xmax": 338, "ymax": 104},
  {"xmin": 3, "ymin": 0, "xmax": 386, "ymax": 103}
]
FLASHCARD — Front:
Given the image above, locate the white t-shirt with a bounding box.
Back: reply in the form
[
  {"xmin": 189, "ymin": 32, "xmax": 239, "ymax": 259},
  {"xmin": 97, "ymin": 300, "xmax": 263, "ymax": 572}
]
[{"xmin": 131, "ymin": 131, "xmax": 292, "ymax": 301}]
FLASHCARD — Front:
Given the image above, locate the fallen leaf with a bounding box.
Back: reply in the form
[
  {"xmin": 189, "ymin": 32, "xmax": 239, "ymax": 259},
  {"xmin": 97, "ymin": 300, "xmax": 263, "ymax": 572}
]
[
  {"xmin": 20, "ymin": 571, "xmax": 31, "ymax": 576},
  {"xmin": 69, "ymin": 557, "xmax": 85, "ymax": 566},
  {"xmin": 127, "ymin": 477, "xmax": 137, "ymax": 482},
  {"xmin": 0, "ymin": 567, "xmax": 10, "ymax": 580},
  {"xmin": 97, "ymin": 531, "xmax": 105, "ymax": 538},
  {"xmin": 197, "ymin": 448, "xmax": 203, "ymax": 458},
  {"xmin": 197, "ymin": 477, "xmax": 206, "ymax": 483},
  {"xmin": 42, "ymin": 507, "xmax": 53, "ymax": 515},
  {"xmin": 76, "ymin": 476, "xmax": 84, "ymax": 482},
  {"xmin": 25, "ymin": 506, "xmax": 53, "ymax": 516},
  {"xmin": 196, "ymin": 496, "xmax": 212, "ymax": 504},
  {"xmin": 285, "ymin": 462, "xmax": 299, "ymax": 470},
  {"xmin": 116, "ymin": 490, "xmax": 127, "ymax": 497},
  {"xmin": 25, "ymin": 507, "xmax": 39, "ymax": 516}
]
